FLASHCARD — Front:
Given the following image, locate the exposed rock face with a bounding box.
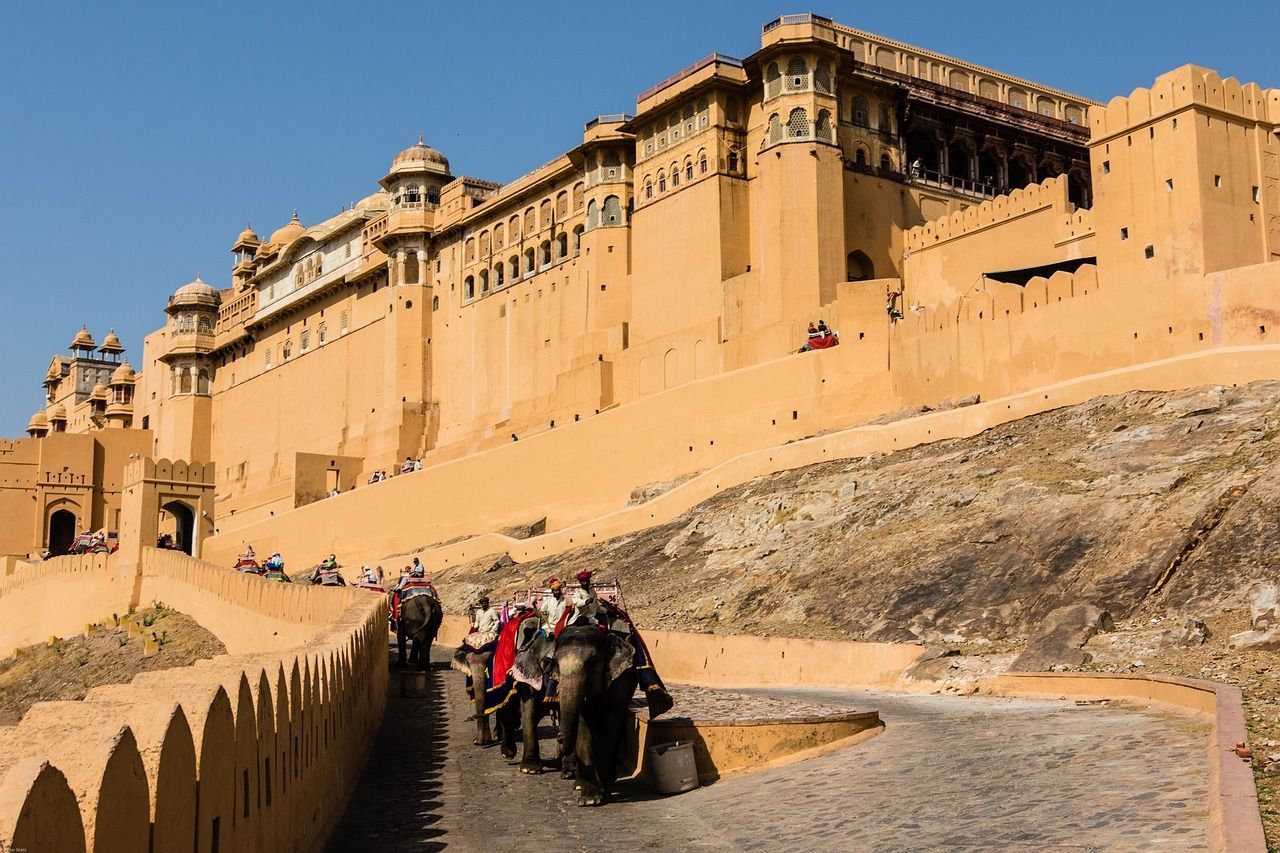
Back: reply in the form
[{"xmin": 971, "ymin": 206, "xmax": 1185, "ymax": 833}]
[
  {"xmin": 436, "ymin": 382, "xmax": 1280, "ymax": 644},
  {"xmin": 1009, "ymin": 604, "xmax": 1114, "ymax": 671},
  {"xmin": 1228, "ymin": 583, "xmax": 1280, "ymax": 649}
]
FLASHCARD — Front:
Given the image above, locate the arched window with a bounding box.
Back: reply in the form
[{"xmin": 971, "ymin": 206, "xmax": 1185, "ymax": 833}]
[
  {"xmin": 495, "ymin": 263, "xmax": 504, "ymax": 288},
  {"xmin": 572, "ymin": 182, "xmax": 585, "ymax": 211},
  {"xmin": 726, "ymin": 95, "xmax": 741, "ymax": 123},
  {"xmin": 587, "ymin": 199, "xmax": 600, "ymax": 229},
  {"xmin": 539, "ymin": 240, "xmax": 551, "ymax": 267},
  {"xmin": 479, "ymin": 232, "xmax": 490, "ymax": 256},
  {"xmin": 572, "ymin": 225, "xmax": 584, "ymax": 255},
  {"xmin": 556, "ymin": 191, "xmax": 568, "ymax": 218},
  {"xmin": 431, "ymin": 295, "xmax": 439, "ymax": 311},
  {"xmin": 465, "ymin": 238, "xmax": 475, "ymax": 262},
  {"xmin": 198, "ymin": 369, "xmax": 210, "ymax": 394},
  {"xmin": 855, "ymin": 147, "xmax": 868, "ymax": 166},
  {"xmin": 464, "ymin": 276, "xmax": 475, "ymax": 299},
  {"xmin": 494, "ymin": 223, "xmax": 504, "ymax": 249},
  {"xmin": 847, "ymin": 250, "xmax": 874, "ymax": 281},
  {"xmin": 816, "ymin": 110, "xmax": 833, "ymax": 142},
  {"xmin": 657, "ymin": 171, "xmax": 666, "ymax": 192},
  {"xmin": 197, "ymin": 315, "xmax": 213, "ymax": 334},
  {"xmin": 602, "ymin": 195, "xmax": 622, "ymax": 226},
  {"xmin": 479, "ymin": 269, "xmax": 489, "ymax": 293},
  {"xmin": 403, "ymin": 250, "xmax": 419, "ymax": 283},
  {"xmin": 524, "ymin": 208, "xmax": 535, "ymax": 234},
  {"xmin": 814, "ymin": 59, "xmax": 832, "ymax": 94},
  {"xmin": 340, "ymin": 311, "xmax": 349, "ymax": 335},
  {"xmin": 851, "ymin": 96, "xmax": 869, "ymax": 126},
  {"xmin": 699, "ymin": 150, "xmax": 708, "ymax": 174},
  {"xmin": 697, "ymin": 97, "xmax": 709, "ymax": 128},
  {"xmin": 683, "ymin": 104, "xmax": 695, "ymax": 135},
  {"xmin": 877, "ymin": 103, "xmax": 892, "ymax": 133},
  {"xmin": 765, "ymin": 62, "xmax": 782, "ymax": 99},
  {"xmin": 318, "ymin": 322, "xmax": 327, "ymax": 344},
  {"xmin": 509, "ymin": 215, "xmax": 521, "ymax": 241},
  {"xmin": 671, "ymin": 162, "xmax": 680, "ymax": 187},
  {"xmin": 668, "ymin": 112, "xmax": 680, "ymax": 142},
  {"xmin": 300, "ymin": 330, "xmax": 310, "ymax": 351},
  {"xmin": 785, "ymin": 56, "xmax": 808, "ymax": 90},
  {"xmin": 294, "ymin": 267, "xmax": 304, "ymax": 288},
  {"xmin": 180, "ymin": 368, "xmax": 193, "ymax": 393},
  {"xmin": 880, "ymin": 151, "xmax": 892, "ymax": 172},
  {"xmin": 788, "ymin": 108, "xmax": 809, "ymax": 138},
  {"xmin": 556, "ymin": 233, "xmax": 568, "ymax": 259},
  {"xmin": 314, "ymin": 253, "xmax": 322, "ymax": 276},
  {"xmin": 282, "ymin": 341, "xmax": 293, "ymax": 361},
  {"xmin": 178, "ymin": 314, "xmax": 195, "ymax": 333},
  {"xmin": 728, "ymin": 150, "xmax": 739, "ymax": 173},
  {"xmin": 540, "ymin": 199, "xmax": 552, "ymax": 228},
  {"xmin": 524, "ymin": 247, "xmax": 535, "ymax": 274},
  {"xmin": 645, "ymin": 177, "xmax": 653, "ymax": 199},
  {"xmin": 426, "ymin": 185, "xmax": 440, "ymax": 204},
  {"xmin": 685, "ymin": 159, "xmax": 694, "ymax": 181},
  {"xmin": 602, "ymin": 151, "xmax": 621, "ymax": 182},
  {"xmin": 509, "ymin": 256, "xmax": 519, "ymax": 281},
  {"xmin": 768, "ymin": 114, "xmax": 783, "ymax": 145}
]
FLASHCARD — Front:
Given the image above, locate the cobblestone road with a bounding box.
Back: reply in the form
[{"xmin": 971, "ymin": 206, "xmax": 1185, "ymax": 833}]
[{"xmin": 328, "ymin": 648, "xmax": 1211, "ymax": 852}]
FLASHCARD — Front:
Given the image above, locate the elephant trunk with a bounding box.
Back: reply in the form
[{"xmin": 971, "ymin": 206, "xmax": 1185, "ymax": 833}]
[{"xmin": 557, "ymin": 661, "xmax": 585, "ymax": 773}]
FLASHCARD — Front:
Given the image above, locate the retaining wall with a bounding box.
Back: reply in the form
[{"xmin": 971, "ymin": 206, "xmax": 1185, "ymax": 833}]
[
  {"xmin": 0, "ymin": 554, "xmax": 131, "ymax": 658},
  {"xmin": 0, "ymin": 550, "xmax": 388, "ymax": 853}
]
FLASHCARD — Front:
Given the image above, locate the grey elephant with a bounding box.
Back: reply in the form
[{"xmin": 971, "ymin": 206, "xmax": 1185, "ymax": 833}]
[
  {"xmin": 397, "ymin": 593, "xmax": 443, "ymax": 670},
  {"xmin": 553, "ymin": 624, "xmax": 639, "ymax": 806},
  {"xmin": 452, "ymin": 642, "xmax": 501, "ymax": 746},
  {"xmin": 506, "ymin": 615, "xmax": 557, "ymax": 774}
]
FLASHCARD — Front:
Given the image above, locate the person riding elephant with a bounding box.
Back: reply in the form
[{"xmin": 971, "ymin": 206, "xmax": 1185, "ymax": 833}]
[
  {"xmin": 311, "ymin": 555, "xmax": 345, "ymax": 586},
  {"xmin": 397, "ymin": 588, "xmax": 443, "ymax": 670},
  {"xmin": 552, "ymin": 624, "xmax": 642, "ymax": 806}
]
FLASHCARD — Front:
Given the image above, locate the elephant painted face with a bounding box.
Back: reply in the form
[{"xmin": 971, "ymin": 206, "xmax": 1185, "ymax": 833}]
[
  {"xmin": 552, "ymin": 627, "xmax": 635, "ymax": 695},
  {"xmin": 512, "ymin": 618, "xmax": 549, "ymax": 690}
]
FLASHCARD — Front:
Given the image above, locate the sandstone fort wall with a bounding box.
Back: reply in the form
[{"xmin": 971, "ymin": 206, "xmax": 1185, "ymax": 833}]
[{"xmin": 0, "ymin": 549, "xmax": 387, "ymax": 853}]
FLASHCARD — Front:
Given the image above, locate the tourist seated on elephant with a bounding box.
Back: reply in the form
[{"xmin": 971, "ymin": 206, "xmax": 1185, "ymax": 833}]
[
  {"xmin": 539, "ymin": 578, "xmax": 569, "ymax": 642},
  {"xmin": 568, "ymin": 570, "xmax": 601, "ymax": 627},
  {"xmin": 310, "ymin": 555, "xmax": 345, "ymax": 586},
  {"xmin": 265, "ymin": 552, "xmax": 284, "ymax": 571},
  {"xmin": 233, "ymin": 545, "xmax": 258, "ymax": 570},
  {"xmin": 358, "ymin": 565, "xmax": 380, "ymax": 586}
]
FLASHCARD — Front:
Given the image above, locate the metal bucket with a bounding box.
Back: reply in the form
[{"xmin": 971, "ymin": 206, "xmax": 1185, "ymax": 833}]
[
  {"xmin": 400, "ymin": 671, "xmax": 428, "ymax": 698},
  {"xmin": 647, "ymin": 740, "xmax": 699, "ymax": 795}
]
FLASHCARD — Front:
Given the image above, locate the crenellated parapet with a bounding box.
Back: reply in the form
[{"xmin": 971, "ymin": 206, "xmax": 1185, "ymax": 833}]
[
  {"xmin": 1089, "ymin": 65, "xmax": 1280, "ymax": 142},
  {"xmin": 904, "ymin": 175, "xmax": 1084, "ymax": 253},
  {"xmin": 123, "ymin": 456, "xmax": 215, "ymax": 489}
]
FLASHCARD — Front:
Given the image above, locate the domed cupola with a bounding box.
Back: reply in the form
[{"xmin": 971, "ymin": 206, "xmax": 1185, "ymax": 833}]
[
  {"xmin": 386, "ymin": 136, "xmax": 450, "ymax": 179},
  {"xmin": 98, "ymin": 329, "xmax": 125, "ymax": 360},
  {"xmin": 268, "ymin": 210, "xmax": 306, "ymax": 248},
  {"xmin": 167, "ymin": 274, "xmax": 222, "ymax": 314},
  {"xmin": 26, "ymin": 410, "xmax": 49, "ymax": 437},
  {"xmin": 69, "ymin": 326, "xmax": 96, "ymax": 357}
]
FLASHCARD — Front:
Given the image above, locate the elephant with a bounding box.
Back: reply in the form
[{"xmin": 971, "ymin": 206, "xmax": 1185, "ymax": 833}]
[
  {"xmin": 397, "ymin": 593, "xmax": 443, "ymax": 670},
  {"xmin": 504, "ymin": 615, "xmax": 558, "ymax": 774},
  {"xmin": 452, "ymin": 643, "xmax": 500, "ymax": 746},
  {"xmin": 553, "ymin": 624, "xmax": 639, "ymax": 806}
]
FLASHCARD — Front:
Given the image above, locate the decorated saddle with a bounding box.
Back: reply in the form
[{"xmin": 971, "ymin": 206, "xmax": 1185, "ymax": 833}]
[
  {"xmin": 547, "ymin": 600, "xmax": 672, "ymax": 718},
  {"xmin": 463, "ymin": 609, "xmax": 537, "ymax": 715}
]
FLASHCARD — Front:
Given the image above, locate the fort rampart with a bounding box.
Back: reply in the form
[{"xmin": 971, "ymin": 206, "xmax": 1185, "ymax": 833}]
[{"xmin": 0, "ymin": 549, "xmax": 387, "ymax": 853}]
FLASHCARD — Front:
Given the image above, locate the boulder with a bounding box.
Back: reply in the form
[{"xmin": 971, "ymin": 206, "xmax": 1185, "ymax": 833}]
[
  {"xmin": 1249, "ymin": 583, "xmax": 1278, "ymax": 630},
  {"xmin": 1165, "ymin": 617, "xmax": 1211, "ymax": 647},
  {"xmin": 1229, "ymin": 628, "xmax": 1280, "ymax": 651},
  {"xmin": 485, "ymin": 553, "xmax": 516, "ymax": 574},
  {"xmin": 498, "ymin": 518, "xmax": 547, "ymax": 540},
  {"xmin": 901, "ymin": 647, "xmax": 960, "ymax": 681},
  {"xmin": 1010, "ymin": 604, "xmax": 1114, "ymax": 672}
]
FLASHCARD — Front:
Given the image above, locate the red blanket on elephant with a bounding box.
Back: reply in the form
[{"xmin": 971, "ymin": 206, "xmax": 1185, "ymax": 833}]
[
  {"xmin": 466, "ymin": 610, "xmax": 536, "ymax": 715},
  {"xmin": 549, "ymin": 601, "xmax": 673, "ymax": 718}
]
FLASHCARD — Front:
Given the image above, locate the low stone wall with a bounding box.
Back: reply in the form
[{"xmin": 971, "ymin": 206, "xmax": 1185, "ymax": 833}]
[
  {"xmin": 0, "ymin": 549, "xmax": 388, "ymax": 853},
  {"xmin": 0, "ymin": 553, "xmax": 133, "ymax": 658},
  {"xmin": 994, "ymin": 672, "xmax": 1265, "ymax": 853}
]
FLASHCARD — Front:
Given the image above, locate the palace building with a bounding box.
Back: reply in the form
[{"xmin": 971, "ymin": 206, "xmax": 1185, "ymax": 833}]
[{"xmin": 3, "ymin": 13, "xmax": 1278, "ymax": 564}]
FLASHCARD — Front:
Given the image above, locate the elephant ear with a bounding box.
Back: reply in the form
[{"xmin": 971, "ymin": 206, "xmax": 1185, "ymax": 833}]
[
  {"xmin": 607, "ymin": 633, "xmax": 636, "ymax": 685},
  {"xmin": 511, "ymin": 632, "xmax": 547, "ymax": 691}
]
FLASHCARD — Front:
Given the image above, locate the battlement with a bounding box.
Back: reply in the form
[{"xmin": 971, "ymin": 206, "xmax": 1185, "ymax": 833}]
[
  {"xmin": 123, "ymin": 456, "xmax": 215, "ymax": 487},
  {"xmin": 1090, "ymin": 65, "xmax": 1280, "ymax": 142},
  {"xmin": 904, "ymin": 176, "xmax": 1076, "ymax": 253}
]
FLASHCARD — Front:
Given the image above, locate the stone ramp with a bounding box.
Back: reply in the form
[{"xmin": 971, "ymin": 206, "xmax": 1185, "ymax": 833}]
[{"xmin": 329, "ymin": 648, "xmax": 1212, "ymax": 852}]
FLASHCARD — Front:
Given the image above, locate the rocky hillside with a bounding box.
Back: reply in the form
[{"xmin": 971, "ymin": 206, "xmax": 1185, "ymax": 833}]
[{"xmin": 435, "ymin": 381, "xmax": 1280, "ymax": 645}]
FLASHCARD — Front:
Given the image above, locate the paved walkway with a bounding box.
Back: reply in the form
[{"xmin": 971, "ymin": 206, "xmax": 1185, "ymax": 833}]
[{"xmin": 328, "ymin": 648, "xmax": 1211, "ymax": 852}]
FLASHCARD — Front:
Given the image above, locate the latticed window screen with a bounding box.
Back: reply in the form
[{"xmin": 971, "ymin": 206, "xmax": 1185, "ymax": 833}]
[
  {"xmin": 788, "ymin": 108, "xmax": 809, "ymax": 138},
  {"xmin": 768, "ymin": 115, "xmax": 783, "ymax": 145},
  {"xmin": 816, "ymin": 110, "xmax": 833, "ymax": 142},
  {"xmin": 814, "ymin": 59, "xmax": 832, "ymax": 94},
  {"xmin": 602, "ymin": 196, "xmax": 622, "ymax": 225},
  {"xmin": 785, "ymin": 56, "xmax": 808, "ymax": 90},
  {"xmin": 765, "ymin": 63, "xmax": 781, "ymax": 99}
]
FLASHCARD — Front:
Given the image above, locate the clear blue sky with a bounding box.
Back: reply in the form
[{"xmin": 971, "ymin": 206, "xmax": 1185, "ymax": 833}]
[{"xmin": 1, "ymin": 1, "xmax": 1276, "ymax": 435}]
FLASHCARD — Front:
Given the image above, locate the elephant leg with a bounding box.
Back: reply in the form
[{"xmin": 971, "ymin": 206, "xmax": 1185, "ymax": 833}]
[
  {"xmin": 471, "ymin": 659, "xmax": 496, "ymax": 746},
  {"xmin": 397, "ymin": 630, "xmax": 408, "ymax": 668},
  {"xmin": 518, "ymin": 691, "xmax": 543, "ymax": 774},
  {"xmin": 500, "ymin": 702, "xmax": 519, "ymax": 762},
  {"xmin": 575, "ymin": 714, "xmax": 606, "ymax": 807}
]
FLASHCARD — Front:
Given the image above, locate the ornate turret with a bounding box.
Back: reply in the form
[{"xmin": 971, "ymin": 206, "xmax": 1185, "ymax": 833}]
[
  {"xmin": 26, "ymin": 411, "xmax": 49, "ymax": 438},
  {"xmin": 268, "ymin": 211, "xmax": 306, "ymax": 248},
  {"xmin": 167, "ymin": 275, "xmax": 222, "ymax": 313},
  {"xmin": 98, "ymin": 329, "xmax": 124, "ymax": 361},
  {"xmin": 48, "ymin": 403, "xmax": 67, "ymax": 433},
  {"xmin": 105, "ymin": 361, "xmax": 136, "ymax": 427},
  {"xmin": 69, "ymin": 326, "xmax": 96, "ymax": 358}
]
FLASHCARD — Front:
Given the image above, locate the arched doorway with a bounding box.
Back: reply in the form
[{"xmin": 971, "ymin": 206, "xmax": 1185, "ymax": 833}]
[
  {"xmin": 161, "ymin": 501, "xmax": 196, "ymax": 555},
  {"xmin": 947, "ymin": 140, "xmax": 974, "ymax": 182},
  {"xmin": 48, "ymin": 509, "xmax": 76, "ymax": 556},
  {"xmin": 847, "ymin": 250, "xmax": 875, "ymax": 281}
]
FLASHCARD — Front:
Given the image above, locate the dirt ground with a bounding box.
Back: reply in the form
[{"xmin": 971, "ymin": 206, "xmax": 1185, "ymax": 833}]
[{"xmin": 0, "ymin": 603, "xmax": 226, "ymax": 726}]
